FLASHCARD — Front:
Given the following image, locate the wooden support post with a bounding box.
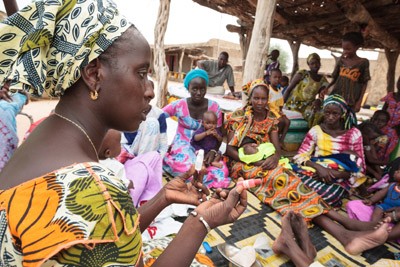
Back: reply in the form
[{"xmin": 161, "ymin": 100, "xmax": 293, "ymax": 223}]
[
  {"xmin": 288, "ymin": 39, "xmax": 301, "ymax": 79},
  {"xmin": 384, "ymin": 48, "xmax": 400, "ymax": 93},
  {"xmin": 154, "ymin": 0, "xmax": 171, "ymax": 108},
  {"xmin": 178, "ymin": 49, "xmax": 185, "ymax": 80},
  {"xmin": 241, "ymin": 0, "xmax": 277, "ymax": 104}
]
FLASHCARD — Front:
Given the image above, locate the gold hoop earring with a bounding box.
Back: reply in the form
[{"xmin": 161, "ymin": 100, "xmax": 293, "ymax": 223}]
[{"xmin": 90, "ymin": 90, "xmax": 98, "ymax": 100}]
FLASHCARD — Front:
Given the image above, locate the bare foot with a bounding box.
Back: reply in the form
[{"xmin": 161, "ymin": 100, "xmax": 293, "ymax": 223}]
[
  {"xmin": 344, "ymin": 222, "xmax": 391, "ymax": 255},
  {"xmin": 272, "ymin": 212, "xmax": 294, "ymax": 254},
  {"xmin": 291, "ymin": 213, "xmax": 317, "ymax": 260},
  {"xmin": 374, "ymin": 216, "xmax": 392, "ymax": 229}
]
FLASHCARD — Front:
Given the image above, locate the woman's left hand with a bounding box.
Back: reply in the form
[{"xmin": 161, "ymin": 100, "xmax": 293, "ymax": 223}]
[
  {"xmin": 0, "ymin": 88, "xmax": 11, "ymax": 102},
  {"xmin": 260, "ymin": 154, "xmax": 279, "ymax": 170},
  {"xmin": 163, "ymin": 165, "xmax": 210, "ymax": 206}
]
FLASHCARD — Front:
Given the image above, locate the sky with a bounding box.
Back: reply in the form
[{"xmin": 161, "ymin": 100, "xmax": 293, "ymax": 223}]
[{"xmin": 1, "ymin": 0, "xmax": 378, "ymax": 61}]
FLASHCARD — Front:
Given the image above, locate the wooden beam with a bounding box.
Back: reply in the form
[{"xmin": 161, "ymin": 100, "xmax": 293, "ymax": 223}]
[
  {"xmin": 247, "ymin": 0, "xmax": 257, "ymax": 9},
  {"xmin": 226, "ymin": 24, "xmax": 242, "ymax": 34},
  {"xmin": 193, "ymin": 0, "xmax": 253, "ymax": 22},
  {"xmin": 336, "ymin": 0, "xmax": 399, "ymax": 50},
  {"xmin": 274, "ymin": 11, "xmax": 288, "ymax": 26}
]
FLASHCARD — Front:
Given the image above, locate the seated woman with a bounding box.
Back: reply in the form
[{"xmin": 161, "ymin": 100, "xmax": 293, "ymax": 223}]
[
  {"xmin": 381, "ymin": 75, "xmax": 400, "ymax": 138},
  {"xmin": 293, "ymin": 95, "xmax": 366, "ymax": 206},
  {"xmin": 225, "ymin": 79, "xmax": 390, "ymax": 255},
  {"xmin": 163, "ymin": 69, "xmax": 230, "ymax": 188},
  {"xmin": 0, "ymin": 1, "xmax": 247, "ymax": 266},
  {"xmin": 370, "ymin": 110, "xmax": 398, "ymax": 163},
  {"xmin": 284, "ymin": 53, "xmax": 329, "ymax": 127}
]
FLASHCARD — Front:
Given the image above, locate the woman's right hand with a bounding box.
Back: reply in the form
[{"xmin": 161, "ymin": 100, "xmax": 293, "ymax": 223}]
[
  {"xmin": 260, "ymin": 154, "xmax": 279, "ymax": 170},
  {"xmin": 193, "ymin": 180, "xmax": 247, "ymax": 229},
  {"xmin": 314, "ymin": 165, "xmax": 335, "ymax": 183}
]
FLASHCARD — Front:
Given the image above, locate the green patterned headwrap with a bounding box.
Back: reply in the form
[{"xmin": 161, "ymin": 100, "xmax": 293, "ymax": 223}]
[{"xmin": 0, "ymin": 0, "xmax": 131, "ymax": 97}]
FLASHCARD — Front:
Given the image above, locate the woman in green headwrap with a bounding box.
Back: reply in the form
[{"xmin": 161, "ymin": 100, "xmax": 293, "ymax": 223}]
[
  {"xmin": 0, "ymin": 1, "xmax": 247, "ymax": 266},
  {"xmin": 283, "ymin": 53, "xmax": 329, "ymax": 127}
]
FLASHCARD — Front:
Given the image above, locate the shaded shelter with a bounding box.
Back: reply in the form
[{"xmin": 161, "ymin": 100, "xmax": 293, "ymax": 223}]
[{"xmin": 192, "ymin": 0, "xmax": 400, "ymax": 93}]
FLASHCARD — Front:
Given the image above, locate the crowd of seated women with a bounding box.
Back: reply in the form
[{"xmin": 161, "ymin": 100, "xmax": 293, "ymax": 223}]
[{"xmin": 1, "ymin": 1, "xmax": 400, "ymax": 263}]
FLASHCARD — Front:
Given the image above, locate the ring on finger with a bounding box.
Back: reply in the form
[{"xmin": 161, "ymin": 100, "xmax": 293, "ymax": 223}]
[
  {"xmin": 198, "ymin": 188, "xmax": 202, "ymax": 192},
  {"xmin": 199, "ymin": 198, "xmax": 203, "ymax": 203}
]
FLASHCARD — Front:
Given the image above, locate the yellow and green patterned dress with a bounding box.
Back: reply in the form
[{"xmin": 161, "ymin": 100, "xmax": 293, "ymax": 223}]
[
  {"xmin": 285, "ymin": 70, "xmax": 329, "ymax": 127},
  {"xmin": 0, "ymin": 162, "xmax": 142, "ymax": 267}
]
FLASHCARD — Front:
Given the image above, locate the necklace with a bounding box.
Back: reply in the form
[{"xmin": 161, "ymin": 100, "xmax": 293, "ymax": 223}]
[{"xmin": 54, "ymin": 113, "xmax": 99, "ymax": 161}]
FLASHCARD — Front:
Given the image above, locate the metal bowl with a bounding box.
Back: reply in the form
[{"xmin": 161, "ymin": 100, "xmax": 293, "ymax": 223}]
[{"xmin": 217, "ymin": 243, "xmax": 262, "ymax": 267}]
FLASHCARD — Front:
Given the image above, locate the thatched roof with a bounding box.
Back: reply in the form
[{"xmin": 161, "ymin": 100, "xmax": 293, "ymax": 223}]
[{"xmin": 192, "ymin": 0, "xmax": 400, "ymax": 51}]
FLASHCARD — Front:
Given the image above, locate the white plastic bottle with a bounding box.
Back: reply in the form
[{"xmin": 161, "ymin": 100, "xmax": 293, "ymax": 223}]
[{"xmin": 195, "ymin": 149, "xmax": 204, "ymax": 171}]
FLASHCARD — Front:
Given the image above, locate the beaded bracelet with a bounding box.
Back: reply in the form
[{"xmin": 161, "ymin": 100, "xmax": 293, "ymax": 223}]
[{"xmin": 190, "ymin": 211, "xmax": 212, "ymax": 233}]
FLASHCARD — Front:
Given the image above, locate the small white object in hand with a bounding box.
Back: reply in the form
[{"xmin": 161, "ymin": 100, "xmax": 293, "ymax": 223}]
[{"xmin": 195, "ymin": 149, "xmax": 204, "ymax": 171}]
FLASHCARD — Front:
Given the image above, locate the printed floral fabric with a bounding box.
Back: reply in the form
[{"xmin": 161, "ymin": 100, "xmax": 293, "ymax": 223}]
[
  {"xmin": 162, "ymin": 99, "xmax": 229, "ymax": 189},
  {"xmin": 225, "ymin": 110, "xmax": 329, "ymax": 221},
  {"xmin": 0, "ymin": 162, "xmax": 142, "ymax": 267},
  {"xmin": 376, "ymin": 125, "xmax": 399, "ymax": 162},
  {"xmin": 381, "ymin": 92, "xmax": 400, "ymax": 129},
  {"xmin": 0, "ymin": 0, "xmax": 130, "ymax": 97}
]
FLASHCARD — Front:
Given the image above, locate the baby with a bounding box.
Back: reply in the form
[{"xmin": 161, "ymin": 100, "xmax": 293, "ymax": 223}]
[
  {"xmin": 98, "ymin": 129, "xmax": 130, "ymax": 186},
  {"xmin": 238, "ymin": 136, "xmax": 275, "ymax": 165},
  {"xmin": 99, "ymin": 129, "xmax": 162, "ymax": 207},
  {"xmin": 191, "ymin": 110, "xmax": 223, "ymax": 168}
]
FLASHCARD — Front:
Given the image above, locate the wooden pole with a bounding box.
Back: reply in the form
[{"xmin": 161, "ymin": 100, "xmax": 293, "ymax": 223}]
[
  {"xmin": 178, "ymin": 49, "xmax": 185, "ymax": 80},
  {"xmin": 384, "ymin": 48, "xmax": 400, "ymax": 93},
  {"xmin": 154, "ymin": 0, "xmax": 171, "ymax": 108},
  {"xmin": 288, "ymin": 39, "xmax": 301, "ymax": 79},
  {"xmin": 241, "ymin": 0, "xmax": 276, "ymax": 104}
]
